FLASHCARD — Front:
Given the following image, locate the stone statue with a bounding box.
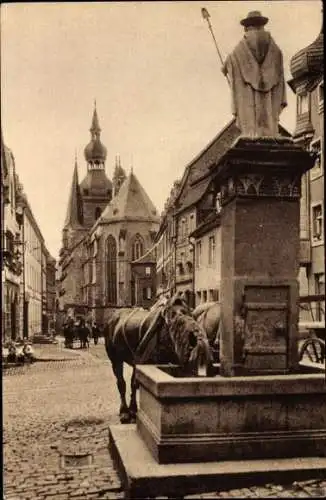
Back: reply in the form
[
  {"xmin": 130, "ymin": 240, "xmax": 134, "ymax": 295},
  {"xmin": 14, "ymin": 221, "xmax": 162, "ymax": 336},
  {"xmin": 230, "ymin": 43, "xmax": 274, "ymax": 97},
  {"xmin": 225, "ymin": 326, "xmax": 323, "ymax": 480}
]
[{"xmin": 222, "ymin": 11, "xmax": 287, "ymax": 137}]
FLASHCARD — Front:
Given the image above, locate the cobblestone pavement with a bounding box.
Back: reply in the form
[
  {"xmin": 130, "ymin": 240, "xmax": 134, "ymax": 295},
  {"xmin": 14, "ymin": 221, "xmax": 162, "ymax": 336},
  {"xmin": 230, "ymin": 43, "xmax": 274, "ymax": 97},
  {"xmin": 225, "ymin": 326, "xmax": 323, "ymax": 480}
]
[{"xmin": 3, "ymin": 340, "xmax": 326, "ymax": 499}]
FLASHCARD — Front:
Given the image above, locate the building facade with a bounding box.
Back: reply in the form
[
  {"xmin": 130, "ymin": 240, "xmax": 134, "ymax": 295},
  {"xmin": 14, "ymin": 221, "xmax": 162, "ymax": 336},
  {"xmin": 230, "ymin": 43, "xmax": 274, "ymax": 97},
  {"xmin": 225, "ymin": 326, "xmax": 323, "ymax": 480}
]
[
  {"xmin": 1, "ymin": 133, "xmax": 55, "ymax": 340},
  {"xmin": 1, "ymin": 138, "xmax": 23, "ymax": 341},
  {"xmin": 288, "ymin": 18, "xmax": 324, "ymax": 320}
]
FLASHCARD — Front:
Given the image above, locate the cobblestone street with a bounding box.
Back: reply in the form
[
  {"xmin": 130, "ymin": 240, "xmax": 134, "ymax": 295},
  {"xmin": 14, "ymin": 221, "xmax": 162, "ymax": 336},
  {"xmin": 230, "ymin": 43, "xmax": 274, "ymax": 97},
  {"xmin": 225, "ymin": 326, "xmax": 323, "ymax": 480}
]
[{"xmin": 3, "ymin": 341, "xmax": 326, "ymax": 499}]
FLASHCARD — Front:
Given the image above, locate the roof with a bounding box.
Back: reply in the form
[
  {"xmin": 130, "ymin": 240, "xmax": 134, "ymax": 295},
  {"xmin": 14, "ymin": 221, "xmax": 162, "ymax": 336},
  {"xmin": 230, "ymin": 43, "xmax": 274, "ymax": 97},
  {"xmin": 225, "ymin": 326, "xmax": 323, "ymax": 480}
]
[
  {"xmin": 100, "ymin": 170, "xmax": 160, "ymax": 223},
  {"xmin": 290, "ymin": 26, "xmax": 323, "ymax": 82},
  {"xmin": 174, "ymin": 120, "xmax": 291, "ymax": 214},
  {"xmin": 175, "ymin": 119, "xmax": 240, "ymax": 213}
]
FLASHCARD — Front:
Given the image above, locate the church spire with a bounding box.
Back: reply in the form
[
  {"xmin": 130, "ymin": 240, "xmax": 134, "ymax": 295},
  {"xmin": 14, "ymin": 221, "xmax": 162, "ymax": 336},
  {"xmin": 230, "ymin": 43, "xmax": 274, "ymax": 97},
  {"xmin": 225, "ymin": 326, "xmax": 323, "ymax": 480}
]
[
  {"xmin": 90, "ymin": 99, "xmax": 101, "ymax": 139},
  {"xmin": 113, "ymin": 155, "xmax": 127, "ymax": 197},
  {"xmin": 64, "ymin": 156, "xmax": 84, "ymax": 228}
]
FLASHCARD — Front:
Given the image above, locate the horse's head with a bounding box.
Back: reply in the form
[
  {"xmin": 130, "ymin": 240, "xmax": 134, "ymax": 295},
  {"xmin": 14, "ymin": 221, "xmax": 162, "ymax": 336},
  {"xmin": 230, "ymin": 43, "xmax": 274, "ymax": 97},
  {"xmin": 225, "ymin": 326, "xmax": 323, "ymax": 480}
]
[{"xmin": 161, "ymin": 294, "xmax": 213, "ymax": 375}]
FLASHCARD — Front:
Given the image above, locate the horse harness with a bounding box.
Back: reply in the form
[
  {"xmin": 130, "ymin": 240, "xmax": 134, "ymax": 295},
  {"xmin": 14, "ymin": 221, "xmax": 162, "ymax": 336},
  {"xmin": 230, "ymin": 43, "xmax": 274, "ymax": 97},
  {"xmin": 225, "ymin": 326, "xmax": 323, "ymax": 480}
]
[{"xmin": 115, "ymin": 307, "xmax": 163, "ymax": 363}]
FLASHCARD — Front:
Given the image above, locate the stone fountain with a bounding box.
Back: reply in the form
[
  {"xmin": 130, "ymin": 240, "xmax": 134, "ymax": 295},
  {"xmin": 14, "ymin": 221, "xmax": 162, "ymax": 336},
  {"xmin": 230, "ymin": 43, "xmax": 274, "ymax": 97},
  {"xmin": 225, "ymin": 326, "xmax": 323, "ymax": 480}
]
[{"xmin": 109, "ymin": 10, "xmax": 326, "ymax": 499}]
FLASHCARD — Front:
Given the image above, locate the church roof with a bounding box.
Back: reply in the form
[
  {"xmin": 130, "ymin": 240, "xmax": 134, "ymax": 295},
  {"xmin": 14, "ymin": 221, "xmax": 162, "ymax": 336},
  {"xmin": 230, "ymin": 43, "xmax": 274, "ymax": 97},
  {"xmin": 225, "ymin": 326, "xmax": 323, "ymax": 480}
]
[
  {"xmin": 100, "ymin": 170, "xmax": 159, "ymax": 223},
  {"xmin": 64, "ymin": 159, "xmax": 84, "ymax": 228}
]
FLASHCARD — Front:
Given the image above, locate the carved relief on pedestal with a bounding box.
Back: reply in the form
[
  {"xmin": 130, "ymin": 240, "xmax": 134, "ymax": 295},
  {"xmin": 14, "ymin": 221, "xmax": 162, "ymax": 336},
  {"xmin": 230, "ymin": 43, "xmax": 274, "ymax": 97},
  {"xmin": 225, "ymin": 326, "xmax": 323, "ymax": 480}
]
[
  {"xmin": 272, "ymin": 176, "xmax": 300, "ymax": 198},
  {"xmin": 220, "ymin": 172, "xmax": 301, "ymax": 206},
  {"xmin": 236, "ymin": 174, "xmax": 264, "ymax": 196}
]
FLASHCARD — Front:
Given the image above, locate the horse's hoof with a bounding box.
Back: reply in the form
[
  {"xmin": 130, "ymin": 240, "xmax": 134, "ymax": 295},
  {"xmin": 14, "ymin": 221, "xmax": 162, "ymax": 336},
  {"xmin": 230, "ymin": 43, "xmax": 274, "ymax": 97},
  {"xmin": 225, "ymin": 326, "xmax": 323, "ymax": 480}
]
[{"xmin": 120, "ymin": 412, "xmax": 131, "ymax": 424}]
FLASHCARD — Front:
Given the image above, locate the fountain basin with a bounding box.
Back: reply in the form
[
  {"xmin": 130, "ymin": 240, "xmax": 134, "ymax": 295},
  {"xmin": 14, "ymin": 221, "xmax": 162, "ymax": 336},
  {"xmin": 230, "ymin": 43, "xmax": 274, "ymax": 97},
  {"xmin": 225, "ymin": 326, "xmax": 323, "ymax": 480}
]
[{"xmin": 136, "ymin": 364, "xmax": 326, "ymax": 464}]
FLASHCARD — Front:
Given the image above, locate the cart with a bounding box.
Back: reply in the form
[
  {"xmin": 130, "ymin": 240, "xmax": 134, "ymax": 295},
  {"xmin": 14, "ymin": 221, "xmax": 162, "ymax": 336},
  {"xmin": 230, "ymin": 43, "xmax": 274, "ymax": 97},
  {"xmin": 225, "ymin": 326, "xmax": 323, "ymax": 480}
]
[{"xmin": 298, "ymin": 294, "xmax": 325, "ymax": 364}]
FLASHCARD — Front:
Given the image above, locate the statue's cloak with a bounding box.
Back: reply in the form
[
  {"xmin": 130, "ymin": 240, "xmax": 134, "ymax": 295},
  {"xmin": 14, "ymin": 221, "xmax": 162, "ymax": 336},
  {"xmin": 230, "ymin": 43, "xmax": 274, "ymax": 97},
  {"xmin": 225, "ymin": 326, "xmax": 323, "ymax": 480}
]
[{"xmin": 224, "ymin": 31, "xmax": 287, "ymax": 137}]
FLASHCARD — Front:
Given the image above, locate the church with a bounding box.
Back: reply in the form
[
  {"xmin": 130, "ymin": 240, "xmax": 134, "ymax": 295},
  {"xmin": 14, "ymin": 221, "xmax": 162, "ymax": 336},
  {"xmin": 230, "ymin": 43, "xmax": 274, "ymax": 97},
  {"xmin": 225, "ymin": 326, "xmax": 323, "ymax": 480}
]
[{"xmin": 57, "ymin": 105, "xmax": 160, "ymax": 326}]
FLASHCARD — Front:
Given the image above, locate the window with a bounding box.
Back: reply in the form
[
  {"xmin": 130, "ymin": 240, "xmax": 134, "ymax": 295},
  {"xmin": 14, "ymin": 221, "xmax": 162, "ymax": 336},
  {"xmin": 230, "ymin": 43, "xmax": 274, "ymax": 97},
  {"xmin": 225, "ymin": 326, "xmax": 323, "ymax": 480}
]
[
  {"xmin": 132, "ymin": 235, "xmax": 144, "ymax": 261},
  {"xmin": 84, "ymin": 189, "xmax": 89, "ymax": 196},
  {"xmin": 195, "ymin": 241, "xmax": 202, "ymax": 268},
  {"xmin": 95, "ymin": 207, "xmax": 102, "ymax": 220},
  {"xmin": 145, "ymin": 267, "xmax": 151, "ymax": 276},
  {"xmin": 215, "ymin": 192, "xmax": 222, "ymax": 214},
  {"xmin": 311, "ymin": 203, "xmax": 324, "ymax": 244},
  {"xmin": 143, "ymin": 287, "xmax": 152, "ymax": 300},
  {"xmin": 318, "ymin": 80, "xmax": 324, "ymax": 107},
  {"xmin": 208, "ymin": 236, "xmax": 216, "ymax": 266},
  {"xmin": 106, "ymin": 235, "xmax": 117, "ymax": 304},
  {"xmin": 203, "ymin": 290, "xmax": 207, "ymax": 303},
  {"xmin": 298, "ymin": 93, "xmax": 309, "ymax": 115},
  {"xmin": 189, "ymin": 214, "xmax": 195, "ymax": 233},
  {"xmin": 314, "ymin": 274, "xmax": 325, "ymax": 321},
  {"xmin": 310, "ymin": 138, "xmax": 322, "ymax": 179}
]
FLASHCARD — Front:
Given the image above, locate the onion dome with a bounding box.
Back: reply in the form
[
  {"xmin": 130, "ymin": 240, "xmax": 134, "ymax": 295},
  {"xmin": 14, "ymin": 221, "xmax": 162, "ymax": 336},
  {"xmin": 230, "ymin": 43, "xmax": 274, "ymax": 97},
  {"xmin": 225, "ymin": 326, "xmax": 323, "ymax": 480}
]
[
  {"xmin": 84, "ymin": 103, "xmax": 107, "ymax": 164},
  {"xmin": 290, "ymin": 22, "xmax": 323, "ymax": 81}
]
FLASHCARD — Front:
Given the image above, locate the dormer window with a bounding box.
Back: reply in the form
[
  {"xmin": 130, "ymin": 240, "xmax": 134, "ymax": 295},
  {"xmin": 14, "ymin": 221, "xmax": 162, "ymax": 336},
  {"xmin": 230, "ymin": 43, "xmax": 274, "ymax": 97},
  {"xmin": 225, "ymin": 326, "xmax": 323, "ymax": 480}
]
[{"xmin": 298, "ymin": 93, "xmax": 309, "ymax": 115}]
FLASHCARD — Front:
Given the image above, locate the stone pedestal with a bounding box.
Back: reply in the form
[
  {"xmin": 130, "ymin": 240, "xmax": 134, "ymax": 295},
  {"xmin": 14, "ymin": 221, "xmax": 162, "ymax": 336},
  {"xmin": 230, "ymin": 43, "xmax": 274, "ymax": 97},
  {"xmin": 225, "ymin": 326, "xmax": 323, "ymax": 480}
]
[{"xmin": 214, "ymin": 137, "xmax": 315, "ymax": 376}]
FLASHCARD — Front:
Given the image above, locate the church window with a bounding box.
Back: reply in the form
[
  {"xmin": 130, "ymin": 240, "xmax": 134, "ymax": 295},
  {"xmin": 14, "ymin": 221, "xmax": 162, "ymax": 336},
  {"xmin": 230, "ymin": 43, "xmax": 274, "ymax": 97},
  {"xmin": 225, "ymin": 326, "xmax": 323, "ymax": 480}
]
[
  {"xmin": 132, "ymin": 235, "xmax": 144, "ymax": 261},
  {"xmin": 95, "ymin": 207, "xmax": 102, "ymax": 220},
  {"xmin": 106, "ymin": 235, "xmax": 117, "ymax": 304}
]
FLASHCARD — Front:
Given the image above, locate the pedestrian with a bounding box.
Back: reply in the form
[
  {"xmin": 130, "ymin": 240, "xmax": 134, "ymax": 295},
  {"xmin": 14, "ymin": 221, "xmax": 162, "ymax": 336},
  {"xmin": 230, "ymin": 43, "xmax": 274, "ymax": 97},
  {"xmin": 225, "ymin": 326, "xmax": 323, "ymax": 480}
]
[
  {"xmin": 22, "ymin": 341, "xmax": 35, "ymax": 363},
  {"xmin": 7, "ymin": 342, "xmax": 17, "ymax": 363},
  {"xmin": 92, "ymin": 322, "xmax": 100, "ymax": 345}
]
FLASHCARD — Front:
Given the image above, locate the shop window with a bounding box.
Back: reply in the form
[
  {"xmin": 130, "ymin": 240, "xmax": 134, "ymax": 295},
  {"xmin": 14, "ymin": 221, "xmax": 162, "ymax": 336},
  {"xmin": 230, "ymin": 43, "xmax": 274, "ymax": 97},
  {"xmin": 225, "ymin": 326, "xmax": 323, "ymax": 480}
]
[{"xmin": 311, "ymin": 203, "xmax": 324, "ymax": 244}]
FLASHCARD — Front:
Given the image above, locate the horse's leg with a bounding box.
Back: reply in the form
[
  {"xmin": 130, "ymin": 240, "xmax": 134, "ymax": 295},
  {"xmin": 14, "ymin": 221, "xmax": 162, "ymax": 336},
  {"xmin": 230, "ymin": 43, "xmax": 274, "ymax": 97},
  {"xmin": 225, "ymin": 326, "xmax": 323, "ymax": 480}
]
[
  {"xmin": 112, "ymin": 360, "xmax": 130, "ymax": 423},
  {"xmin": 129, "ymin": 365, "xmax": 139, "ymax": 423}
]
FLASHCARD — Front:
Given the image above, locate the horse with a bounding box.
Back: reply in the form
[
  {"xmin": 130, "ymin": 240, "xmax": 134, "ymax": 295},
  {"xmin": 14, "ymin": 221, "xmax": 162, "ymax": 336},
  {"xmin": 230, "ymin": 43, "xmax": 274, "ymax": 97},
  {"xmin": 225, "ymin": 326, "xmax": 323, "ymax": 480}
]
[
  {"xmin": 192, "ymin": 301, "xmax": 221, "ymax": 361},
  {"xmin": 76, "ymin": 319, "xmax": 90, "ymax": 349},
  {"xmin": 104, "ymin": 294, "xmax": 213, "ymax": 424},
  {"xmin": 63, "ymin": 318, "xmax": 75, "ymax": 349}
]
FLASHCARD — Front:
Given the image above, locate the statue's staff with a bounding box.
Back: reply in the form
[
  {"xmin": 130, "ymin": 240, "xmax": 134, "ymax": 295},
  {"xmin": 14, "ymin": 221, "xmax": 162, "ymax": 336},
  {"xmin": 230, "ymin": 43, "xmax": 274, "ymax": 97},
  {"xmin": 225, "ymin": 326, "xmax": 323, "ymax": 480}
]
[{"xmin": 201, "ymin": 7, "xmax": 230, "ymax": 87}]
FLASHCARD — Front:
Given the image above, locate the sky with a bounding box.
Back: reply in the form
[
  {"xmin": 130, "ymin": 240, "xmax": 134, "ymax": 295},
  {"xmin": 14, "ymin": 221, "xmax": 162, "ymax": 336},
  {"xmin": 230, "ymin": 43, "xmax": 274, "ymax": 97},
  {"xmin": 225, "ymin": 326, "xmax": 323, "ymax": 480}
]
[{"xmin": 1, "ymin": 1, "xmax": 322, "ymax": 259}]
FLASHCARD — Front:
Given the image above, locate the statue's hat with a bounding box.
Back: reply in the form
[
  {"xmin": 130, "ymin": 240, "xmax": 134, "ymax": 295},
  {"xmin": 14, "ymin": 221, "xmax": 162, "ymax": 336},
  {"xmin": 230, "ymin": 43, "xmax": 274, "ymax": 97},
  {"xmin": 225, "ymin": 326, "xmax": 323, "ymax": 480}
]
[{"xmin": 240, "ymin": 11, "xmax": 269, "ymax": 27}]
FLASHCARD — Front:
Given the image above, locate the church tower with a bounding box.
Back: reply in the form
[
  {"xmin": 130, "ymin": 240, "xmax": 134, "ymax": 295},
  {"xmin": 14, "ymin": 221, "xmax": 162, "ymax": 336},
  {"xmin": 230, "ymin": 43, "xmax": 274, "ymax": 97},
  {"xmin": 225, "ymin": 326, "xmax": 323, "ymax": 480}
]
[
  {"xmin": 62, "ymin": 155, "xmax": 85, "ymax": 250},
  {"xmin": 80, "ymin": 102, "xmax": 113, "ymax": 228}
]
